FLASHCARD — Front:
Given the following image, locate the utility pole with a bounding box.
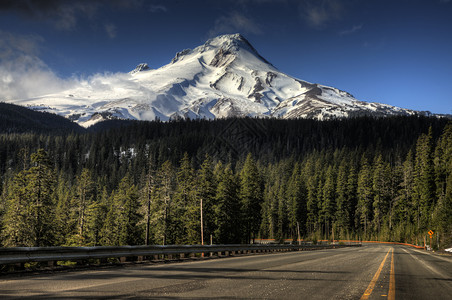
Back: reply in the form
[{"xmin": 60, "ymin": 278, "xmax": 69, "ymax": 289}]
[
  {"xmin": 145, "ymin": 187, "xmax": 151, "ymax": 245},
  {"xmin": 297, "ymin": 222, "xmax": 301, "ymax": 245},
  {"xmin": 332, "ymin": 223, "xmax": 335, "ymax": 244},
  {"xmin": 200, "ymin": 197, "xmax": 204, "ymax": 246}
]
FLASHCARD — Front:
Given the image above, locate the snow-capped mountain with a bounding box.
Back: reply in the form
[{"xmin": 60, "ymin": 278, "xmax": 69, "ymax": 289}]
[{"xmin": 8, "ymin": 33, "xmax": 423, "ymax": 127}]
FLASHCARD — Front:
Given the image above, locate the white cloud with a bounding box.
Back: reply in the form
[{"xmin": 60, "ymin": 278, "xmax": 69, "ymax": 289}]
[
  {"xmin": 0, "ymin": 30, "xmax": 142, "ymax": 102},
  {"xmin": 0, "ymin": 31, "xmax": 74, "ymax": 100},
  {"xmin": 105, "ymin": 23, "xmax": 117, "ymax": 39},
  {"xmin": 149, "ymin": 4, "xmax": 167, "ymax": 13},
  {"xmin": 300, "ymin": 0, "xmax": 344, "ymax": 29},
  {"xmin": 339, "ymin": 24, "xmax": 363, "ymax": 36},
  {"xmin": 235, "ymin": 0, "xmax": 288, "ymax": 4},
  {"xmin": 208, "ymin": 12, "xmax": 262, "ymax": 38},
  {"xmin": 0, "ymin": 0, "xmax": 143, "ymax": 31}
]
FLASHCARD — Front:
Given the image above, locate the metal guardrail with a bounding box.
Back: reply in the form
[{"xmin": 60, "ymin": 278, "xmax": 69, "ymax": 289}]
[{"xmin": 0, "ymin": 244, "xmax": 360, "ymax": 265}]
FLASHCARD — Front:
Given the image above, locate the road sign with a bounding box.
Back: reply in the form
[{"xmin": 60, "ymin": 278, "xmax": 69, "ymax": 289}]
[{"xmin": 428, "ymin": 230, "xmax": 434, "ymax": 236}]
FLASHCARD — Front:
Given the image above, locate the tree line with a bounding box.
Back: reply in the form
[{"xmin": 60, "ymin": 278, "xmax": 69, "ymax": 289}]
[{"xmin": 0, "ymin": 116, "xmax": 450, "ymax": 249}]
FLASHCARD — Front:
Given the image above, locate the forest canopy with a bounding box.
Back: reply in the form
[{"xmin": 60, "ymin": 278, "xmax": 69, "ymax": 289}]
[{"xmin": 0, "ymin": 116, "xmax": 451, "ymax": 249}]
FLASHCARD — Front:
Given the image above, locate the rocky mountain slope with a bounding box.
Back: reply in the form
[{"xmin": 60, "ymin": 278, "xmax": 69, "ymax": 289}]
[{"xmin": 7, "ymin": 34, "xmax": 424, "ymax": 127}]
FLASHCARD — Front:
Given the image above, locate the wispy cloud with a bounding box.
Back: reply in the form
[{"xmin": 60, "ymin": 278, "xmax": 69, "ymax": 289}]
[
  {"xmin": 104, "ymin": 23, "xmax": 117, "ymax": 39},
  {"xmin": 208, "ymin": 12, "xmax": 262, "ymax": 38},
  {"xmin": 0, "ymin": 0, "xmax": 101, "ymax": 30},
  {"xmin": 149, "ymin": 4, "xmax": 167, "ymax": 13},
  {"xmin": 234, "ymin": 0, "xmax": 288, "ymax": 4},
  {"xmin": 0, "ymin": 31, "xmax": 72, "ymax": 100},
  {"xmin": 299, "ymin": 0, "xmax": 344, "ymax": 29},
  {"xmin": 0, "ymin": 0, "xmax": 146, "ymax": 31},
  {"xmin": 0, "ymin": 30, "xmax": 138, "ymax": 101},
  {"xmin": 339, "ymin": 24, "xmax": 363, "ymax": 36}
]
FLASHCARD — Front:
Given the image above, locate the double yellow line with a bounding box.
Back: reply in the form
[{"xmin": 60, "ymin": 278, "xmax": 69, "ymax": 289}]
[{"xmin": 360, "ymin": 247, "xmax": 395, "ymax": 300}]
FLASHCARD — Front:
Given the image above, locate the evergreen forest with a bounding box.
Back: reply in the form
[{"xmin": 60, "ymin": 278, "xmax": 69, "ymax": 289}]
[{"xmin": 0, "ymin": 116, "xmax": 451, "ymax": 249}]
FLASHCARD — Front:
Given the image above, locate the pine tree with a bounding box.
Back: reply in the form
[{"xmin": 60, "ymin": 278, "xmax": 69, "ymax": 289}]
[
  {"xmin": 70, "ymin": 168, "xmax": 95, "ymax": 245},
  {"xmin": 239, "ymin": 153, "xmax": 263, "ymax": 243},
  {"xmin": 413, "ymin": 128, "xmax": 435, "ymax": 230},
  {"xmin": 99, "ymin": 175, "xmax": 141, "ymax": 245},
  {"xmin": 117, "ymin": 175, "xmax": 141, "ymax": 245},
  {"xmin": 2, "ymin": 149, "xmax": 56, "ymax": 246},
  {"xmin": 305, "ymin": 156, "xmax": 319, "ymax": 235},
  {"xmin": 141, "ymin": 156, "xmax": 156, "ymax": 245},
  {"xmin": 54, "ymin": 174, "xmax": 73, "ymax": 245},
  {"xmin": 275, "ymin": 179, "xmax": 288, "ymax": 242},
  {"xmin": 84, "ymin": 199, "xmax": 104, "ymax": 246},
  {"xmin": 99, "ymin": 193, "xmax": 119, "ymax": 246},
  {"xmin": 335, "ymin": 159, "xmax": 350, "ymax": 237},
  {"xmin": 432, "ymin": 123, "xmax": 452, "ymax": 246},
  {"xmin": 286, "ymin": 162, "xmax": 307, "ymax": 240},
  {"xmin": 175, "ymin": 153, "xmax": 196, "ymax": 244},
  {"xmin": 261, "ymin": 173, "xmax": 278, "ymax": 239},
  {"xmin": 396, "ymin": 151, "xmax": 415, "ymax": 226},
  {"xmin": 1, "ymin": 171, "xmax": 33, "ymax": 246},
  {"xmin": 153, "ymin": 160, "xmax": 175, "ymax": 245},
  {"xmin": 357, "ymin": 155, "xmax": 373, "ymax": 239},
  {"xmin": 196, "ymin": 155, "xmax": 216, "ymax": 245},
  {"xmin": 214, "ymin": 164, "xmax": 241, "ymax": 244},
  {"xmin": 372, "ymin": 154, "xmax": 390, "ymax": 235},
  {"xmin": 321, "ymin": 165, "xmax": 336, "ymax": 240}
]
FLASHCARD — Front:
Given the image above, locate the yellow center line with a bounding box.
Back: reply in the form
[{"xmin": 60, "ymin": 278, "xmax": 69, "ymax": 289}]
[
  {"xmin": 388, "ymin": 248, "xmax": 395, "ymax": 300},
  {"xmin": 360, "ymin": 248, "xmax": 391, "ymax": 300}
]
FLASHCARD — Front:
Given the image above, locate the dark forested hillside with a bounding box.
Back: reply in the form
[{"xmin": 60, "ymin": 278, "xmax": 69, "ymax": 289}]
[
  {"xmin": 0, "ymin": 102, "xmax": 85, "ymax": 134},
  {"xmin": 0, "ymin": 116, "xmax": 451, "ymax": 249}
]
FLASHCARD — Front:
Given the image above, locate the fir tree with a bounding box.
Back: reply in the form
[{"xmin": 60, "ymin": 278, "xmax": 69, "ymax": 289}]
[
  {"xmin": 321, "ymin": 165, "xmax": 336, "ymax": 239},
  {"xmin": 239, "ymin": 153, "xmax": 263, "ymax": 243},
  {"xmin": 357, "ymin": 155, "xmax": 373, "ymax": 239},
  {"xmin": 214, "ymin": 164, "xmax": 241, "ymax": 244},
  {"xmin": 413, "ymin": 128, "xmax": 435, "ymax": 230},
  {"xmin": 196, "ymin": 155, "xmax": 216, "ymax": 245},
  {"xmin": 70, "ymin": 168, "xmax": 95, "ymax": 245},
  {"xmin": 335, "ymin": 159, "xmax": 350, "ymax": 237}
]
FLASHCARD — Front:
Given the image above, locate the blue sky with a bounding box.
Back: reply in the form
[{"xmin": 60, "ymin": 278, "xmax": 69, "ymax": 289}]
[{"xmin": 0, "ymin": 0, "xmax": 451, "ymax": 114}]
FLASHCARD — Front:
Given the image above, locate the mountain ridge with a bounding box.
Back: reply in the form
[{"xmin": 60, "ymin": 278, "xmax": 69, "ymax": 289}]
[{"xmin": 5, "ymin": 33, "xmax": 444, "ymax": 127}]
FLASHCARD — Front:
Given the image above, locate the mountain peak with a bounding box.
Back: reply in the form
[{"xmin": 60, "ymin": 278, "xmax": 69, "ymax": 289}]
[
  {"xmin": 169, "ymin": 33, "xmax": 270, "ymax": 68},
  {"xmin": 200, "ymin": 33, "xmax": 272, "ymax": 68},
  {"xmin": 203, "ymin": 33, "xmax": 254, "ymax": 53},
  {"xmin": 8, "ymin": 34, "xmax": 433, "ymax": 127},
  {"xmin": 130, "ymin": 63, "xmax": 150, "ymax": 74},
  {"xmin": 206, "ymin": 33, "xmax": 246, "ymax": 44}
]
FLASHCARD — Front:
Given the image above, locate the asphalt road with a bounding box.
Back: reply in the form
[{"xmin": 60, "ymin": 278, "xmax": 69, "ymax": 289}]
[{"xmin": 0, "ymin": 244, "xmax": 451, "ymax": 299}]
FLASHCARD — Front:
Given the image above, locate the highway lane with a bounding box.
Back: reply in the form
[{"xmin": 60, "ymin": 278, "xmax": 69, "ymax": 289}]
[{"xmin": 0, "ymin": 244, "xmax": 450, "ymax": 299}]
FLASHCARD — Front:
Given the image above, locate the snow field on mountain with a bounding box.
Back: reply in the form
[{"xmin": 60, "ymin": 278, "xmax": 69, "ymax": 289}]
[{"xmin": 7, "ymin": 33, "xmax": 418, "ymax": 127}]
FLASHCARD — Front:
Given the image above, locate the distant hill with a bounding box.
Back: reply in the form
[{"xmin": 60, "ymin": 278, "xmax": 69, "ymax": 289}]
[{"xmin": 0, "ymin": 102, "xmax": 85, "ymax": 134}]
